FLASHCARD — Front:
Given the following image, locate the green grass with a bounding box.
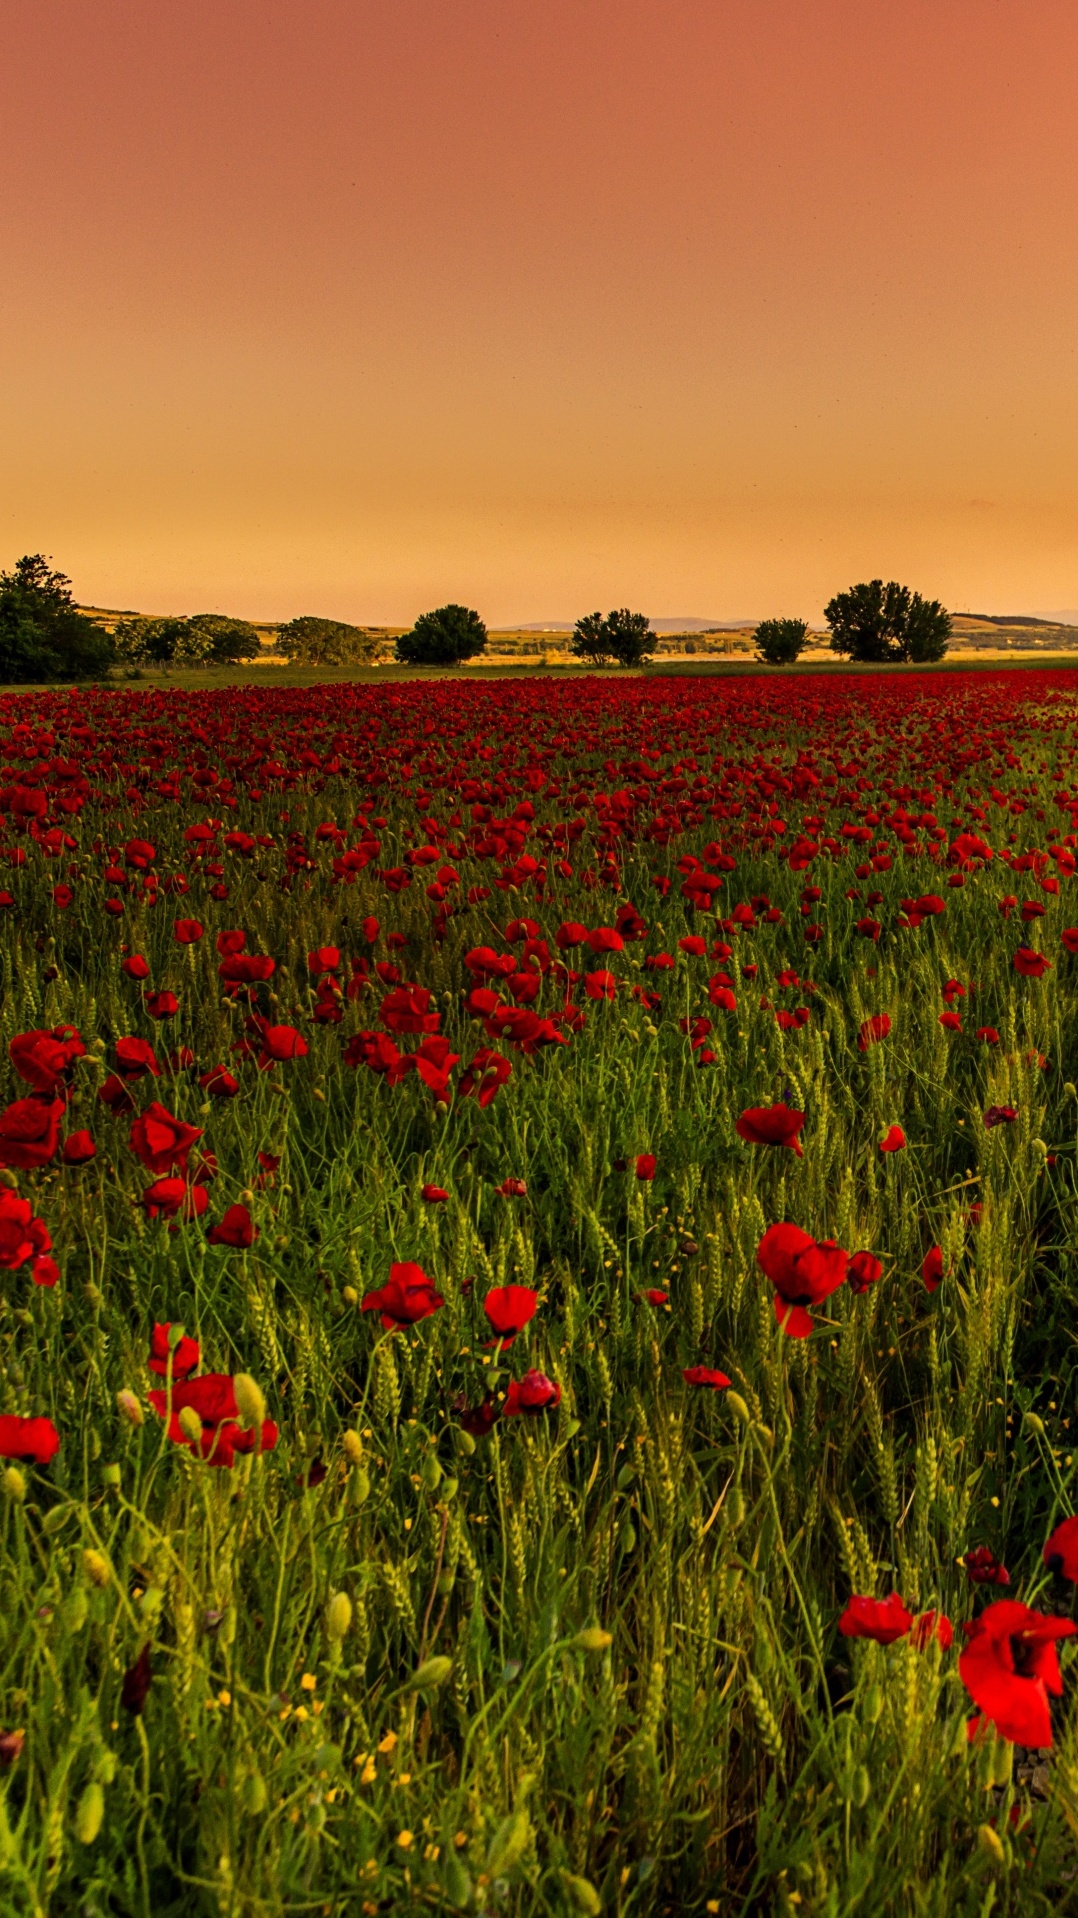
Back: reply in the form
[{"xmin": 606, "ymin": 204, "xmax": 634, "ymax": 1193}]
[{"xmin": 1, "ymin": 672, "xmax": 1078, "ymax": 1915}]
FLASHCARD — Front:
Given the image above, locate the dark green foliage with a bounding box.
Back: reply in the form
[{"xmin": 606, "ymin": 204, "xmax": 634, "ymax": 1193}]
[
  {"xmin": 0, "ymin": 555, "xmax": 114, "ymax": 683},
  {"xmin": 185, "ymin": 614, "xmax": 262, "ymax": 663},
  {"xmin": 754, "ymin": 617, "xmax": 808, "ymax": 664},
  {"xmin": 570, "ymin": 608, "xmax": 653, "ymax": 667},
  {"xmin": 825, "ymin": 580, "xmax": 951, "ymax": 663},
  {"xmin": 396, "ymin": 604, "xmax": 487, "ymax": 666},
  {"xmin": 277, "ymin": 616, "xmax": 377, "ymax": 667}
]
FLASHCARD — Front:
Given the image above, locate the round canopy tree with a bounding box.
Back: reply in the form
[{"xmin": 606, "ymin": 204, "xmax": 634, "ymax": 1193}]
[
  {"xmin": 754, "ymin": 617, "xmax": 808, "ymax": 665},
  {"xmin": 396, "ymin": 604, "xmax": 487, "ymax": 666},
  {"xmin": 825, "ymin": 580, "xmax": 950, "ymax": 664},
  {"xmin": 0, "ymin": 555, "xmax": 114, "ymax": 683}
]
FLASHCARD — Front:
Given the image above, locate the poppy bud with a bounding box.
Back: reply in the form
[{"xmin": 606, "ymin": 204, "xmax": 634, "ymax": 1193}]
[
  {"xmin": 3, "ymin": 1467, "xmax": 26, "ymax": 1502},
  {"xmin": 406, "ymin": 1655, "xmax": 453, "ymax": 1691},
  {"xmin": 178, "ymin": 1407, "xmax": 203, "ymax": 1444},
  {"xmin": 75, "ymin": 1781, "xmax": 105, "ymax": 1845},
  {"xmin": 82, "ymin": 1549, "xmax": 111, "ymax": 1588},
  {"xmin": 485, "ymin": 1806, "xmax": 531, "ymax": 1879},
  {"xmin": 1024, "ymin": 1412, "xmax": 1046, "ymax": 1437},
  {"xmin": 242, "ymin": 1770, "xmax": 268, "ymax": 1814},
  {"xmin": 116, "ymin": 1390, "xmax": 143, "ymax": 1427},
  {"xmin": 65, "ymin": 1586, "xmax": 89, "ymax": 1632},
  {"xmin": 342, "ymin": 1429, "xmax": 364, "ymax": 1464},
  {"xmin": 976, "ymin": 1824, "xmax": 1005, "ymax": 1867},
  {"xmin": 326, "ymin": 1592, "xmax": 353, "ymax": 1643},
  {"xmin": 560, "ymin": 1872, "xmax": 603, "ymax": 1915},
  {"xmin": 420, "ymin": 1452, "xmax": 443, "ymax": 1492},
  {"xmin": 101, "ymin": 1463, "xmax": 121, "ymax": 1489},
  {"xmin": 571, "ymin": 1627, "xmax": 612, "ymax": 1653},
  {"xmin": 726, "ymin": 1391, "xmax": 751, "ymax": 1424},
  {"xmin": 233, "ymin": 1373, "xmax": 266, "ymax": 1430},
  {"xmin": 851, "ymin": 1764, "xmax": 871, "ymax": 1808},
  {"xmin": 341, "ymin": 1286, "xmax": 358, "ymax": 1307},
  {"xmin": 456, "ymin": 1428, "xmax": 477, "ymax": 1457},
  {"xmin": 728, "ymin": 1485, "xmax": 746, "ymax": 1528},
  {"xmin": 352, "ymin": 1469, "xmax": 371, "ymax": 1504}
]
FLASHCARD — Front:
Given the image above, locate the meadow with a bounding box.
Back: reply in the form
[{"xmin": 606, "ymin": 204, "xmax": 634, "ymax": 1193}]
[{"xmin": 1, "ymin": 666, "xmax": 1078, "ymax": 1916}]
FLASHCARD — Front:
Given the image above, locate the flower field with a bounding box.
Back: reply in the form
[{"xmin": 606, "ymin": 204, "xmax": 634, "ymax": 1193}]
[{"xmin": 4, "ymin": 667, "xmax": 1078, "ymax": 1914}]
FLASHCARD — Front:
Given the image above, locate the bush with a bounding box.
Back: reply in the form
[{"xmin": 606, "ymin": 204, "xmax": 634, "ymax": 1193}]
[
  {"xmin": 754, "ymin": 618, "xmax": 808, "ymax": 665},
  {"xmin": 277, "ymin": 617, "xmax": 378, "ymax": 668},
  {"xmin": 0, "ymin": 555, "xmax": 115, "ymax": 683},
  {"xmin": 396, "ymin": 605, "xmax": 487, "ymax": 666},
  {"xmin": 825, "ymin": 580, "xmax": 950, "ymax": 664},
  {"xmin": 569, "ymin": 608, "xmax": 653, "ymax": 667},
  {"xmin": 186, "ymin": 615, "xmax": 262, "ymax": 664}
]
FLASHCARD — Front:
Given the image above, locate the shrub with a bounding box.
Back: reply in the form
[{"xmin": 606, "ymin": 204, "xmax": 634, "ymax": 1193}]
[
  {"xmin": 754, "ymin": 617, "xmax": 808, "ymax": 664},
  {"xmin": 396, "ymin": 605, "xmax": 487, "ymax": 666},
  {"xmin": 277, "ymin": 617, "xmax": 378, "ymax": 667}
]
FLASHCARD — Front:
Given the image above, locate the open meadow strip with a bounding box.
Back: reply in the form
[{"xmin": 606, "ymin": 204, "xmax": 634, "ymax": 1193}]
[{"xmin": 2, "ymin": 668, "xmax": 1078, "ymax": 1911}]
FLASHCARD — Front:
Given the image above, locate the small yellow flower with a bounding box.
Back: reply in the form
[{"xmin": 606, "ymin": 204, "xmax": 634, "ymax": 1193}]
[
  {"xmin": 300, "ymin": 1672, "xmax": 317, "ymax": 1692},
  {"xmin": 218, "ymin": 1689, "xmax": 231, "ymax": 1707},
  {"xmin": 294, "ymin": 1706, "xmax": 309, "ymax": 1723},
  {"xmin": 359, "ymin": 1759, "xmax": 377, "ymax": 1786},
  {"xmin": 454, "ymin": 1830, "xmax": 468, "ymax": 1849},
  {"xmin": 279, "ymin": 1704, "xmax": 292, "ymax": 1720},
  {"xmin": 312, "ymin": 1699, "xmax": 324, "ymax": 1715},
  {"xmin": 378, "ymin": 1731, "xmax": 398, "ymax": 1754},
  {"xmin": 424, "ymin": 1843, "xmax": 440, "ymax": 1862},
  {"xmin": 398, "ymin": 1772, "xmax": 411, "ymax": 1786},
  {"xmin": 397, "ymin": 1829, "xmax": 413, "ymax": 1850}
]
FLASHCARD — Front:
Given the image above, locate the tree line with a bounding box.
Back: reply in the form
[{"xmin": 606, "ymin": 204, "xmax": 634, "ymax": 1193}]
[{"xmin": 0, "ymin": 554, "xmax": 951, "ymax": 681}]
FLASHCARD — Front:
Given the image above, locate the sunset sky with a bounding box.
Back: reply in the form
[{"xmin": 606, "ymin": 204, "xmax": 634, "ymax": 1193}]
[{"xmin": 2, "ymin": 0, "xmax": 1077, "ymax": 626}]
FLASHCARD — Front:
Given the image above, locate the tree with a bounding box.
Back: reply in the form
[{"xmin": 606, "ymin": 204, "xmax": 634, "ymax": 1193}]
[
  {"xmin": 277, "ymin": 616, "xmax": 378, "ymax": 667},
  {"xmin": 570, "ymin": 612, "xmax": 614, "ymax": 666},
  {"xmin": 396, "ymin": 604, "xmax": 487, "ymax": 666},
  {"xmin": 0, "ymin": 555, "xmax": 114, "ymax": 683},
  {"xmin": 185, "ymin": 615, "xmax": 262, "ymax": 664},
  {"xmin": 754, "ymin": 617, "xmax": 808, "ymax": 665},
  {"xmin": 569, "ymin": 608, "xmax": 653, "ymax": 667},
  {"xmin": 825, "ymin": 580, "xmax": 950, "ymax": 664}
]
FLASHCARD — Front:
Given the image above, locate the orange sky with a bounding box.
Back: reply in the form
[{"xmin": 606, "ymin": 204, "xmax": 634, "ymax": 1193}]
[{"xmin": 2, "ymin": 0, "xmax": 1077, "ymax": 626}]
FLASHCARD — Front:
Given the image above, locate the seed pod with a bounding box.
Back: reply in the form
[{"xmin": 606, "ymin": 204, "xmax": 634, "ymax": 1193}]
[
  {"xmin": 75, "ymin": 1781, "xmax": 104, "ymax": 1845},
  {"xmin": 726, "ymin": 1391, "xmax": 751, "ymax": 1424},
  {"xmin": 862, "ymin": 1682, "xmax": 883, "ymax": 1726},
  {"xmin": 560, "ymin": 1871, "xmax": 603, "ymax": 1914},
  {"xmin": 619, "ymin": 1518, "xmax": 637, "ymax": 1554},
  {"xmin": 420, "ymin": 1452, "xmax": 443, "ymax": 1492},
  {"xmin": 1023, "ymin": 1412, "xmax": 1046, "ymax": 1437},
  {"xmin": 852, "ymin": 1764, "xmax": 870, "ymax": 1808},
  {"xmin": 178, "ymin": 1407, "xmax": 203, "ymax": 1445},
  {"xmin": 341, "ymin": 1286, "xmax": 358, "ymax": 1307},
  {"xmin": 456, "ymin": 1428, "xmax": 476, "ymax": 1458},
  {"xmin": 116, "ymin": 1390, "xmax": 143, "ymax": 1427},
  {"xmin": 3, "ymin": 1468, "xmax": 26, "ymax": 1503},
  {"xmin": 342, "ymin": 1429, "xmax": 364, "ymax": 1464},
  {"xmin": 353, "ymin": 1468, "xmax": 371, "ymax": 1505},
  {"xmin": 441, "ymin": 1474, "xmax": 458, "ymax": 1501},
  {"xmin": 101, "ymin": 1463, "xmax": 121, "ymax": 1489}
]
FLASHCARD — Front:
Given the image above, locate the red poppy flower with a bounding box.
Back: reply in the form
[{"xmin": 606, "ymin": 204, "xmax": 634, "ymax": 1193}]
[
  {"xmin": 0, "ymin": 1189, "xmax": 52, "ymax": 1276},
  {"xmin": 639, "ymin": 1288, "xmax": 669, "ymax": 1305},
  {"xmin": 148, "ymin": 1322, "xmax": 201, "ymax": 1379},
  {"xmin": 838, "ymin": 1594, "xmax": 912, "ymax": 1644},
  {"xmin": 939, "ymin": 1011, "xmax": 963, "ymax": 1033},
  {"xmin": 1013, "ymin": 947, "xmax": 1051, "ymax": 978},
  {"xmin": 62, "ymin": 1129, "xmax": 96, "ymax": 1165},
  {"xmin": 495, "ymin": 1177, "xmax": 527, "ymax": 1196},
  {"xmin": 483, "ymin": 1285, "xmax": 538, "ymax": 1346},
  {"xmin": 173, "ymin": 919, "xmax": 204, "ymax": 944},
  {"xmin": 10, "ymin": 1026, "xmax": 85, "ymax": 1094},
  {"xmin": 142, "ymin": 1177, "xmax": 210, "ymax": 1222},
  {"xmin": 635, "ymin": 1153, "xmax": 656, "ymax": 1180},
  {"xmin": 756, "ymin": 1222, "xmax": 847, "ymax": 1337},
  {"xmin": 206, "ymin": 1203, "xmax": 258, "ymax": 1248},
  {"xmin": 708, "ymin": 981, "xmax": 737, "ymax": 1011},
  {"xmin": 122, "ymin": 954, "xmax": 151, "ymax": 980},
  {"xmin": 964, "ymin": 1546, "xmax": 1010, "ymax": 1586},
  {"xmin": 98, "ymin": 1073, "xmax": 136, "ymax": 1114},
  {"xmin": 459, "ymin": 1395, "xmax": 500, "ymax": 1436},
  {"xmin": 584, "ymin": 969, "xmax": 617, "ymax": 1001},
  {"xmin": 857, "ymin": 1014, "xmax": 891, "ymax": 1050},
  {"xmin": 307, "ymin": 945, "xmax": 340, "ymax": 973},
  {"xmin": 911, "ymin": 1609, "xmax": 954, "ymax": 1651},
  {"xmin": 0, "ymin": 1414, "xmax": 60, "ymax": 1465},
  {"xmin": 380, "ymin": 986, "xmax": 440, "ymax": 1034},
  {"xmin": 847, "ymin": 1250, "xmax": 883, "ymax": 1294},
  {"xmin": 216, "ymin": 929, "xmax": 247, "ymax": 955},
  {"xmin": 147, "ymin": 1372, "xmax": 278, "ymax": 1468},
  {"xmin": 115, "ymin": 1037, "xmax": 160, "ymax": 1080},
  {"xmin": 1062, "ymin": 927, "xmax": 1078, "ymax": 955},
  {"xmin": 921, "ymin": 1246, "xmax": 944, "ymax": 1292},
  {"xmin": 983, "ymin": 1105, "xmax": 1017, "ymax": 1129},
  {"xmin": 361, "ymin": 1261, "xmax": 444, "ymax": 1329},
  {"xmin": 0, "ymin": 1097, "xmax": 63, "ymax": 1169},
  {"xmin": 129, "ymin": 1103, "xmax": 204, "ymax": 1174},
  {"xmin": 503, "ymin": 1369, "xmax": 561, "ymax": 1416},
  {"xmin": 682, "ymin": 1366, "xmax": 731, "ymax": 1389},
  {"xmin": 458, "ymin": 1048, "xmax": 512, "ymax": 1107},
  {"xmin": 959, "ymin": 1601, "xmax": 1076, "ymax": 1747},
  {"xmin": 199, "ymin": 1066, "xmax": 239, "ymax": 1098},
  {"xmin": 878, "ymin": 1125, "xmax": 905, "ymax": 1152},
  {"xmin": 218, "ymin": 953, "xmax": 275, "ymax": 986},
  {"xmin": 257, "ymin": 1023, "xmax": 309, "ymax": 1066},
  {"xmin": 855, "ymin": 918, "xmax": 881, "ymax": 941},
  {"xmin": 1043, "ymin": 1515, "xmax": 1078, "ymax": 1580},
  {"xmin": 144, "ymin": 991, "xmax": 179, "ymax": 1020},
  {"xmin": 976, "ymin": 1026, "xmax": 1000, "ymax": 1044},
  {"xmin": 422, "ymin": 1184, "xmax": 449, "ymax": 1203},
  {"xmin": 678, "ymin": 935, "xmax": 707, "ymax": 956},
  {"xmin": 736, "ymin": 1105, "xmax": 805, "ymax": 1155}
]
